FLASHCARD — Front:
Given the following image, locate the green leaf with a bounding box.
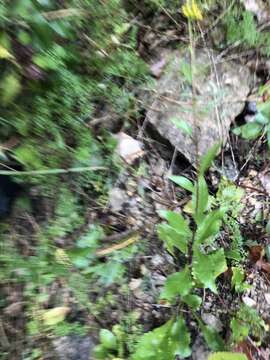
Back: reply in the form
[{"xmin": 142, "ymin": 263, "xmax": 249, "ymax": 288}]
[
  {"xmin": 192, "ymin": 249, "xmax": 227, "ymax": 293},
  {"xmin": 195, "ymin": 208, "xmax": 227, "ymax": 245},
  {"xmin": 182, "ymin": 294, "xmax": 202, "ymax": 310},
  {"xmin": 159, "ymin": 210, "xmax": 191, "ymax": 236},
  {"xmin": 180, "ymin": 60, "xmax": 192, "ymax": 84},
  {"xmin": 266, "ymin": 220, "xmax": 270, "ymax": 235},
  {"xmin": 199, "ymin": 143, "xmax": 220, "ymax": 175},
  {"xmin": 160, "ymin": 267, "xmax": 193, "ymax": 302},
  {"xmin": 168, "ymin": 175, "xmax": 194, "ymax": 193},
  {"xmin": 230, "ymin": 318, "xmax": 249, "ymax": 343},
  {"xmin": 93, "ymin": 344, "xmax": 107, "ymax": 359},
  {"xmin": 234, "ymin": 122, "xmax": 263, "ymax": 140},
  {"xmin": 132, "ymin": 318, "xmax": 191, "ymax": 360},
  {"xmin": 194, "ymin": 176, "xmax": 209, "ymax": 224},
  {"xmin": 171, "ymin": 118, "xmax": 193, "ymax": 136},
  {"xmin": 131, "ymin": 320, "xmax": 172, "ymax": 360},
  {"xmin": 158, "ymin": 223, "xmax": 189, "ymax": 254},
  {"xmin": 231, "ymin": 267, "xmax": 251, "ymax": 293},
  {"xmin": 99, "ymin": 329, "xmax": 117, "ymax": 350},
  {"xmin": 267, "ymin": 123, "xmax": 270, "ymax": 148},
  {"xmin": 201, "ymin": 324, "xmax": 224, "ymax": 351},
  {"xmin": 208, "ymin": 352, "xmax": 248, "ymax": 360},
  {"xmin": 232, "ymin": 127, "xmax": 241, "ymax": 136},
  {"xmin": 1, "ymin": 73, "xmax": 21, "ymax": 105},
  {"xmin": 254, "ymin": 112, "xmax": 269, "ymax": 125},
  {"xmin": 170, "ymin": 317, "xmax": 191, "ymax": 358}
]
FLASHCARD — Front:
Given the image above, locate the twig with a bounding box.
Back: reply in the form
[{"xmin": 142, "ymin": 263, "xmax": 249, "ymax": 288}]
[
  {"xmin": 42, "ymin": 8, "xmax": 86, "ymax": 20},
  {"xmin": 0, "ymin": 319, "xmax": 9, "ymax": 349}
]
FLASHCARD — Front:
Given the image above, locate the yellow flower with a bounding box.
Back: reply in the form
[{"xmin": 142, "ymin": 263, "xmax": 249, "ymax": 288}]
[
  {"xmin": 182, "ymin": 0, "xmax": 203, "ymax": 21},
  {"xmin": 55, "ymin": 248, "xmax": 72, "ymax": 267}
]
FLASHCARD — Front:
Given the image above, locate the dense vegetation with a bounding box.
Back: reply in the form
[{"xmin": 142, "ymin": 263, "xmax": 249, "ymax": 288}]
[{"xmin": 0, "ymin": 1, "xmax": 269, "ymax": 360}]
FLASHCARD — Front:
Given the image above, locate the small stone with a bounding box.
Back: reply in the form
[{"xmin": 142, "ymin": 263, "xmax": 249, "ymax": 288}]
[
  {"xmin": 150, "ymin": 255, "xmax": 164, "ymax": 267},
  {"xmin": 129, "ymin": 278, "xmax": 142, "ymax": 291},
  {"xmin": 242, "ymin": 296, "xmax": 256, "ymax": 308},
  {"xmin": 53, "ymin": 336, "xmax": 95, "ymax": 360},
  {"xmin": 201, "ymin": 313, "xmax": 223, "ymax": 332},
  {"xmin": 264, "ymin": 293, "xmax": 270, "ymax": 305},
  {"xmin": 109, "ymin": 188, "xmax": 128, "ymax": 212}
]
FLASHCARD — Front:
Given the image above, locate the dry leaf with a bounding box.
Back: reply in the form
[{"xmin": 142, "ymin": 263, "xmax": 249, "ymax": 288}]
[
  {"xmin": 42, "ymin": 306, "xmax": 70, "ymax": 326},
  {"xmin": 234, "ymin": 341, "xmax": 253, "ymax": 360},
  {"xmin": 256, "ymin": 259, "xmax": 270, "ymax": 273},
  {"xmin": 249, "ymin": 245, "xmax": 264, "ymax": 262},
  {"xmin": 258, "ymin": 171, "xmax": 270, "ymax": 195},
  {"xmin": 96, "ymin": 235, "xmax": 138, "ymax": 256}
]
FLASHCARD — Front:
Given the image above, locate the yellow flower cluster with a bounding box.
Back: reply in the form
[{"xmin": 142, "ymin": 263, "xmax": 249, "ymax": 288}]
[
  {"xmin": 55, "ymin": 248, "xmax": 72, "ymax": 267},
  {"xmin": 182, "ymin": 0, "xmax": 203, "ymax": 20}
]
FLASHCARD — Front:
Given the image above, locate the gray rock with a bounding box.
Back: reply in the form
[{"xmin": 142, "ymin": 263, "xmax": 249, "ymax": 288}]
[
  {"xmin": 53, "ymin": 336, "xmax": 95, "ymax": 360},
  {"xmin": 192, "ymin": 337, "xmax": 211, "ymax": 360},
  {"xmin": 201, "ymin": 313, "xmax": 223, "ymax": 333},
  {"xmin": 109, "ymin": 188, "xmax": 128, "ymax": 212},
  {"xmin": 146, "ymin": 49, "xmax": 252, "ymax": 165}
]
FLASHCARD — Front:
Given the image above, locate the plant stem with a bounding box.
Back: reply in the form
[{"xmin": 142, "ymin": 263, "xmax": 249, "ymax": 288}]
[{"xmin": 0, "ymin": 166, "xmax": 107, "ymax": 176}]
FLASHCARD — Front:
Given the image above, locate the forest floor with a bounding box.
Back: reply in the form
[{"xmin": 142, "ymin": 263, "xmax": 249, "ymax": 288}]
[{"xmin": 1, "ymin": 2, "xmax": 270, "ymax": 360}]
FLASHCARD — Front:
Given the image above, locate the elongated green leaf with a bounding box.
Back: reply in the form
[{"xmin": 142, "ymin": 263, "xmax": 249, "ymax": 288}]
[
  {"xmin": 159, "ymin": 210, "xmax": 191, "ymax": 236},
  {"xmin": 194, "ymin": 176, "xmax": 209, "ymax": 224},
  {"xmin": 208, "ymin": 353, "xmax": 248, "ymax": 360},
  {"xmin": 168, "ymin": 175, "xmax": 194, "ymax": 193},
  {"xmin": 199, "ymin": 143, "xmax": 220, "ymax": 175},
  {"xmin": 158, "ymin": 223, "xmax": 189, "ymax": 254},
  {"xmin": 192, "ymin": 249, "xmax": 227, "ymax": 293},
  {"xmin": 160, "ymin": 267, "xmax": 193, "ymax": 302}
]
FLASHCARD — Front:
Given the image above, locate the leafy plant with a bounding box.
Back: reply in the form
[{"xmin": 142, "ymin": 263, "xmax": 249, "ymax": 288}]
[
  {"xmin": 231, "ymin": 267, "xmax": 251, "ymax": 293},
  {"xmin": 132, "ymin": 144, "xmax": 227, "ymax": 359},
  {"xmin": 216, "ymin": 179, "xmax": 245, "ymax": 261},
  {"xmin": 230, "ymin": 304, "xmax": 268, "ymax": 345}
]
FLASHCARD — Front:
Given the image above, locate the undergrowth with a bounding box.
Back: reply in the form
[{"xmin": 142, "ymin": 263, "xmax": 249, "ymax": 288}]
[{"xmin": 0, "ymin": 1, "xmax": 269, "ymax": 360}]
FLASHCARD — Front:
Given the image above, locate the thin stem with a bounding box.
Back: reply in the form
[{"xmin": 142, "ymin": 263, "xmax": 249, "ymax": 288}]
[
  {"xmin": 187, "ymin": 19, "xmax": 200, "ymax": 263},
  {"xmin": 0, "ymin": 166, "xmax": 107, "ymax": 176}
]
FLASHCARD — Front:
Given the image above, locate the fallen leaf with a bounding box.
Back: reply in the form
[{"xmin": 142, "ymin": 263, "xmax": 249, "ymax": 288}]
[
  {"xmin": 249, "ymin": 245, "xmax": 264, "ymax": 262},
  {"xmin": 42, "ymin": 306, "xmax": 70, "ymax": 326},
  {"xmin": 96, "ymin": 235, "xmax": 138, "ymax": 256},
  {"xmin": 234, "ymin": 341, "xmax": 253, "ymax": 360},
  {"xmin": 258, "ymin": 171, "xmax": 270, "ymax": 195},
  {"xmin": 256, "ymin": 259, "xmax": 270, "ymax": 273}
]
